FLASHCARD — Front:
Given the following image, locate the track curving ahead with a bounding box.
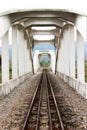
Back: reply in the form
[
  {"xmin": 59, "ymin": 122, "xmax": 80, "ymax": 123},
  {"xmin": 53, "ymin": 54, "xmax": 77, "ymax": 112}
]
[{"xmin": 22, "ymin": 69, "xmax": 65, "ymax": 130}]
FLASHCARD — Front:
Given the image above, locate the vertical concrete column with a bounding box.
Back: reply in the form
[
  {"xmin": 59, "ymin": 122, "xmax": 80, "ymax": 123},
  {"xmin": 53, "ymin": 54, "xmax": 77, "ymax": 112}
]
[
  {"xmin": 77, "ymin": 30, "xmax": 85, "ymax": 82},
  {"xmin": 26, "ymin": 43, "xmax": 29, "ymax": 73},
  {"xmin": 17, "ymin": 28, "xmax": 24, "ymax": 76},
  {"xmin": 28, "ymin": 49, "xmax": 32, "ymax": 72},
  {"xmin": 25, "ymin": 41, "xmax": 32, "ymax": 73},
  {"xmin": 60, "ymin": 34, "xmax": 67, "ymax": 74},
  {"xmin": 57, "ymin": 26, "xmax": 76, "ymax": 78},
  {"xmin": 12, "ymin": 26, "xmax": 18, "ymax": 79},
  {"xmin": 33, "ymin": 51, "xmax": 40, "ymax": 73},
  {"xmin": 57, "ymin": 47, "xmax": 61, "ymax": 72},
  {"xmin": 24, "ymin": 31, "xmax": 33, "ymax": 74},
  {"xmin": 58, "ymin": 38, "xmax": 65, "ymax": 73},
  {"xmin": 63, "ymin": 29, "xmax": 70, "ymax": 75},
  {"xmin": 27, "ymin": 48, "xmax": 31, "ymax": 72},
  {"xmin": 26, "ymin": 48, "xmax": 29, "ymax": 73},
  {"xmin": 69, "ymin": 27, "xmax": 75, "ymax": 78},
  {"xmin": 62, "ymin": 39, "xmax": 66, "ymax": 74},
  {"xmin": 21, "ymin": 31, "xmax": 25, "ymax": 75},
  {"xmin": 24, "ymin": 39, "xmax": 28, "ymax": 74},
  {"xmin": 1, "ymin": 31, "xmax": 9, "ymax": 83},
  {"xmin": 50, "ymin": 51, "xmax": 56, "ymax": 73}
]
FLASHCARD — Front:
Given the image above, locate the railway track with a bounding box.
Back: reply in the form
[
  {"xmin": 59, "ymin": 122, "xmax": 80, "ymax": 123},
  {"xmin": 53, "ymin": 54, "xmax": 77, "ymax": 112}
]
[{"xmin": 22, "ymin": 70, "xmax": 65, "ymax": 130}]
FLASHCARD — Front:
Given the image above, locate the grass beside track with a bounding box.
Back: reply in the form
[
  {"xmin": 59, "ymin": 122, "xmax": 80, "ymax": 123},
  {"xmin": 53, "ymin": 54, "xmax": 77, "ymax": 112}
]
[{"xmin": 0, "ymin": 63, "xmax": 12, "ymax": 83}]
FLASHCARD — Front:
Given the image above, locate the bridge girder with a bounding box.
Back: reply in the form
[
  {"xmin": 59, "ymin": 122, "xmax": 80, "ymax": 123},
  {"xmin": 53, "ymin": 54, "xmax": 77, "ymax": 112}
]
[
  {"xmin": 30, "ymin": 29, "xmax": 59, "ymax": 37},
  {"xmin": 24, "ymin": 18, "xmax": 63, "ymax": 28},
  {"xmin": 9, "ymin": 10, "xmax": 77, "ymax": 24}
]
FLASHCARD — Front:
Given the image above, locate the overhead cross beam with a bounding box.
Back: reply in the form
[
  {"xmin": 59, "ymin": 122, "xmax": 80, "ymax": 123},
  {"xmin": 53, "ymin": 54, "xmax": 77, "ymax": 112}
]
[
  {"xmin": 29, "ymin": 29, "xmax": 60, "ymax": 37},
  {"xmin": 24, "ymin": 18, "xmax": 63, "ymax": 28},
  {"xmin": 10, "ymin": 10, "xmax": 77, "ymax": 24},
  {"xmin": 33, "ymin": 39, "xmax": 55, "ymax": 44}
]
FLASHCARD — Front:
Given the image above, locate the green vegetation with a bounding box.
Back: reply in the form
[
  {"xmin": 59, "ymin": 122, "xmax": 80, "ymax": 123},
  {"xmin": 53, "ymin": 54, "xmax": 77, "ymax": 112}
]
[
  {"xmin": 0, "ymin": 62, "xmax": 12, "ymax": 83},
  {"xmin": 0, "ymin": 54, "xmax": 12, "ymax": 83},
  {"xmin": 39, "ymin": 55, "xmax": 50, "ymax": 67},
  {"xmin": 0, "ymin": 55, "xmax": 1, "ymax": 83},
  {"xmin": 9, "ymin": 62, "xmax": 12, "ymax": 80},
  {"xmin": 75, "ymin": 61, "xmax": 87, "ymax": 82},
  {"xmin": 0, "ymin": 56, "xmax": 87, "ymax": 83},
  {"xmin": 85, "ymin": 61, "xmax": 87, "ymax": 82},
  {"xmin": 75, "ymin": 61, "xmax": 77, "ymax": 78},
  {"xmin": 0, "ymin": 72, "xmax": 1, "ymax": 83},
  {"xmin": 40, "ymin": 60, "xmax": 50, "ymax": 67}
]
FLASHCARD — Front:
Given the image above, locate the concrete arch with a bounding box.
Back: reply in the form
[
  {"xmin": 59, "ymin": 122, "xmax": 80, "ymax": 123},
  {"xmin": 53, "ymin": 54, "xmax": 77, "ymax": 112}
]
[
  {"xmin": 75, "ymin": 15, "xmax": 87, "ymax": 42},
  {"xmin": 24, "ymin": 18, "xmax": 63, "ymax": 28},
  {"xmin": 38, "ymin": 53, "xmax": 51, "ymax": 59},
  {"xmin": 12, "ymin": 24, "xmax": 32, "ymax": 49},
  {"xmin": 59, "ymin": 24, "xmax": 74, "ymax": 41},
  {"xmin": 0, "ymin": 15, "xmax": 11, "ymax": 39},
  {"xmin": 33, "ymin": 50, "xmax": 56, "ymax": 73}
]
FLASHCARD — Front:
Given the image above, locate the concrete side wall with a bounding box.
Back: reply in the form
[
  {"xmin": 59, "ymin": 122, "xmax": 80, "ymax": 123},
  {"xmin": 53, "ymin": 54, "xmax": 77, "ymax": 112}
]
[
  {"xmin": 0, "ymin": 72, "xmax": 33, "ymax": 97},
  {"xmin": 57, "ymin": 71, "xmax": 87, "ymax": 99}
]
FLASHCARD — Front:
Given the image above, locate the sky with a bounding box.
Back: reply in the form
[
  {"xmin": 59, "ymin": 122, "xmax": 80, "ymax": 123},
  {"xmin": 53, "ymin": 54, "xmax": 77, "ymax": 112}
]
[
  {"xmin": 84, "ymin": 43, "xmax": 87, "ymax": 60},
  {"xmin": 0, "ymin": 40, "xmax": 1, "ymax": 47},
  {"xmin": 33, "ymin": 43, "xmax": 87, "ymax": 59},
  {"xmin": 32, "ymin": 44, "xmax": 56, "ymax": 57},
  {"xmin": 0, "ymin": 0, "xmax": 87, "ymax": 16}
]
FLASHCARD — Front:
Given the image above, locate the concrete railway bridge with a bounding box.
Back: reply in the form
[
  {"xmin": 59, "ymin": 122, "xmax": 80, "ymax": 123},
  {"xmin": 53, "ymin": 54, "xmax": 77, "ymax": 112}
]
[{"xmin": 0, "ymin": 8, "xmax": 87, "ymax": 99}]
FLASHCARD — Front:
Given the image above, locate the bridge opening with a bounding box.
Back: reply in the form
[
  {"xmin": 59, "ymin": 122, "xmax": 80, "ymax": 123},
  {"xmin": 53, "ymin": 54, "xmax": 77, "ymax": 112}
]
[
  {"xmin": 33, "ymin": 44, "xmax": 55, "ymax": 52},
  {"xmin": 39, "ymin": 53, "xmax": 51, "ymax": 67},
  {"xmin": 33, "ymin": 44, "xmax": 56, "ymax": 73}
]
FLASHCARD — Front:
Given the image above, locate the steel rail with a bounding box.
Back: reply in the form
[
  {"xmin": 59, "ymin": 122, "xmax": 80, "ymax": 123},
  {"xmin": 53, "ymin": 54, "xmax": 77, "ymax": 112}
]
[
  {"xmin": 47, "ymin": 73, "xmax": 65, "ymax": 130},
  {"xmin": 35, "ymin": 74, "xmax": 43, "ymax": 130},
  {"xmin": 45, "ymin": 73, "xmax": 53, "ymax": 130},
  {"xmin": 22, "ymin": 72, "xmax": 43, "ymax": 130}
]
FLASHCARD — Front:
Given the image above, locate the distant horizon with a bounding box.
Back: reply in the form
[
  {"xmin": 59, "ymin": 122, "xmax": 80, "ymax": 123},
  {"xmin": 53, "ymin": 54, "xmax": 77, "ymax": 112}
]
[{"xmin": 0, "ymin": 43, "xmax": 87, "ymax": 61}]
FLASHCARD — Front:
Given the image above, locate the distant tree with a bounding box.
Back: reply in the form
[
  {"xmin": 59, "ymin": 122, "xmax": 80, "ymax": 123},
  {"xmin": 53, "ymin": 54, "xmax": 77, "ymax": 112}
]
[
  {"xmin": 0, "ymin": 54, "xmax": 1, "ymax": 71},
  {"xmin": 40, "ymin": 60, "xmax": 50, "ymax": 67},
  {"xmin": 0, "ymin": 54, "xmax": 1, "ymax": 65}
]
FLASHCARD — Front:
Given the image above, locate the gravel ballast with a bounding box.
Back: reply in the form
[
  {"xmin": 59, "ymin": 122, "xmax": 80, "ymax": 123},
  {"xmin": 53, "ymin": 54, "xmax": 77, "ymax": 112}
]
[
  {"xmin": 49, "ymin": 72, "xmax": 87, "ymax": 130},
  {"xmin": 0, "ymin": 73, "xmax": 41, "ymax": 130}
]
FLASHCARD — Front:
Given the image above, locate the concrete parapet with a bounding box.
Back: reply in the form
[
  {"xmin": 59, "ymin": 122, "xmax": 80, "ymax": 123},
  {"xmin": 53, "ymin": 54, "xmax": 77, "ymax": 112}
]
[
  {"xmin": 0, "ymin": 72, "xmax": 33, "ymax": 97},
  {"xmin": 57, "ymin": 71, "xmax": 87, "ymax": 99}
]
